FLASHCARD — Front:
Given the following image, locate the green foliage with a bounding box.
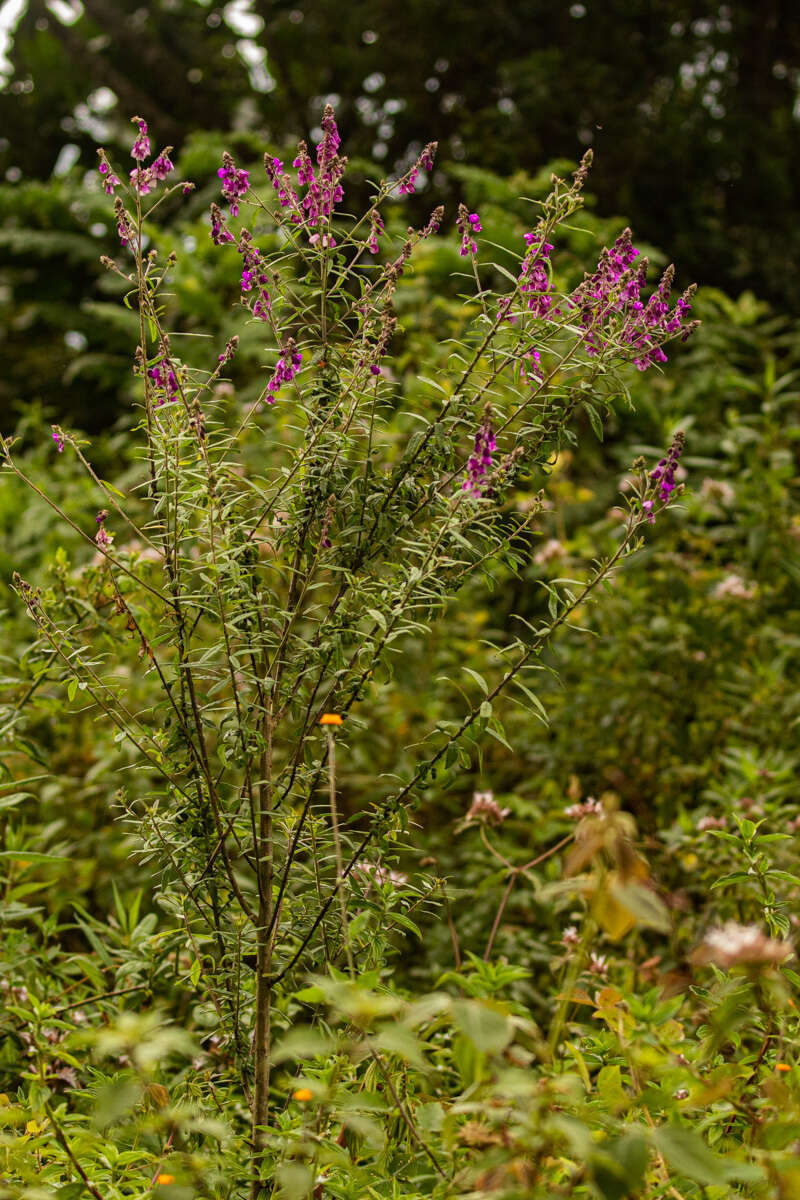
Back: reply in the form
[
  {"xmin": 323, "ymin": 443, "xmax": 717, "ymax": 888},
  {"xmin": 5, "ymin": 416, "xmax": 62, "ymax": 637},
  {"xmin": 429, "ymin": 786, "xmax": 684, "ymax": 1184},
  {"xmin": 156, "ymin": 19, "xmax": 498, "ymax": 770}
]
[{"xmin": 1, "ymin": 109, "xmax": 799, "ymax": 1200}]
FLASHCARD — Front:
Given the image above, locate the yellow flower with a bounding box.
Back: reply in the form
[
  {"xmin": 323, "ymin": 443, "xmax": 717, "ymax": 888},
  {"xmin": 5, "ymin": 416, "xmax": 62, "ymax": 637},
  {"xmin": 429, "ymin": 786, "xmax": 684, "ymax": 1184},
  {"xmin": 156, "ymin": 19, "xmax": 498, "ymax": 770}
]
[
  {"xmin": 156, "ymin": 1174, "xmax": 175, "ymax": 1185},
  {"xmin": 319, "ymin": 713, "xmax": 342, "ymax": 726},
  {"xmin": 26, "ymin": 1118, "xmax": 42, "ymax": 1134},
  {"xmin": 292, "ymin": 1087, "xmax": 313, "ymax": 1101}
]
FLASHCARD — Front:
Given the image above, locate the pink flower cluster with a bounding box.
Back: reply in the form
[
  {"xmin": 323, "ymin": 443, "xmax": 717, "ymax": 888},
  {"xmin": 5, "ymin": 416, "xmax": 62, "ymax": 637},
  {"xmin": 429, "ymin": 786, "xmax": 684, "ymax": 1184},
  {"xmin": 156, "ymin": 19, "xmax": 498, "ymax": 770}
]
[
  {"xmin": 396, "ymin": 142, "xmax": 437, "ymax": 195},
  {"xmin": 238, "ymin": 229, "xmax": 272, "ymax": 322},
  {"xmin": 262, "ymin": 105, "xmax": 347, "ymax": 239},
  {"xmin": 218, "ymin": 151, "xmax": 250, "ymax": 217},
  {"xmin": 147, "ymin": 358, "xmax": 180, "ymax": 406},
  {"xmin": 98, "ymin": 117, "xmax": 175, "ymax": 202},
  {"xmin": 463, "ymin": 409, "xmax": 497, "ymax": 496},
  {"xmin": 457, "ymin": 205, "xmax": 482, "ymax": 256},
  {"xmin": 570, "ymin": 229, "xmax": 694, "ymax": 370},
  {"xmin": 266, "ymin": 341, "xmax": 302, "ymax": 403},
  {"xmin": 519, "ymin": 235, "xmax": 556, "ymax": 318},
  {"xmin": 466, "ymin": 790, "xmax": 510, "ymax": 825}
]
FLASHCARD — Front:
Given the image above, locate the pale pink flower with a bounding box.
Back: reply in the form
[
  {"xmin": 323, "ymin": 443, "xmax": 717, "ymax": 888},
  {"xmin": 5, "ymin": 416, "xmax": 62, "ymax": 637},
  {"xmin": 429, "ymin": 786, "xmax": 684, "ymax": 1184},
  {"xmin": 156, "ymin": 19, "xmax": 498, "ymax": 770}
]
[
  {"xmin": 713, "ymin": 573, "xmax": 756, "ymax": 601},
  {"xmin": 466, "ymin": 791, "xmax": 511, "ymax": 825},
  {"xmin": 692, "ymin": 921, "xmax": 792, "ymax": 969},
  {"xmin": 564, "ymin": 797, "xmax": 602, "ymax": 820},
  {"xmin": 697, "ymin": 815, "xmax": 727, "ymax": 831},
  {"xmin": 534, "ymin": 538, "xmax": 566, "ymax": 566},
  {"xmin": 354, "ymin": 861, "xmax": 408, "ymax": 888}
]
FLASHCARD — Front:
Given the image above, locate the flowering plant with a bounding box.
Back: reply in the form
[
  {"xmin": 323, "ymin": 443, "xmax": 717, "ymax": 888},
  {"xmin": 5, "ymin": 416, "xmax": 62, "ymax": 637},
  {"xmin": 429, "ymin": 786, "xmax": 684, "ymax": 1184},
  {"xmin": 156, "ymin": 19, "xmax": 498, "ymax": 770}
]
[{"xmin": 2, "ymin": 107, "xmax": 696, "ymax": 1195}]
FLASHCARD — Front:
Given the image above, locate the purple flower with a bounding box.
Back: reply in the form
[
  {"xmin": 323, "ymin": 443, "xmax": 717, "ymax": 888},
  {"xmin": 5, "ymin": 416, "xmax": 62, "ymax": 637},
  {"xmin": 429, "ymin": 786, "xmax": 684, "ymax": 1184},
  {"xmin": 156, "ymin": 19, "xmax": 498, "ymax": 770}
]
[
  {"xmin": 210, "ymin": 202, "xmax": 235, "ymax": 246},
  {"xmin": 292, "ymin": 143, "xmax": 315, "ymax": 187},
  {"xmin": 151, "ymin": 149, "xmax": 174, "ymax": 181},
  {"xmin": 147, "ymin": 358, "xmax": 180, "ymax": 405},
  {"xmin": 52, "ymin": 426, "xmax": 65, "ymax": 453},
  {"xmin": 569, "ymin": 230, "xmax": 696, "ymax": 368},
  {"xmin": 463, "ymin": 407, "xmax": 497, "ymax": 496},
  {"xmin": 519, "ymin": 235, "xmax": 556, "ymax": 318},
  {"xmin": 520, "ymin": 346, "xmax": 542, "ymax": 382},
  {"xmin": 218, "ymin": 152, "xmax": 250, "ymax": 217},
  {"xmin": 367, "ymin": 211, "xmax": 384, "ymax": 255},
  {"xmin": 396, "ymin": 141, "xmax": 437, "ymax": 195},
  {"xmin": 642, "ymin": 430, "xmax": 685, "ymax": 522},
  {"xmin": 457, "ymin": 205, "xmax": 482, "ymax": 256},
  {"xmin": 266, "ymin": 340, "xmax": 302, "ymax": 402},
  {"xmin": 265, "ymin": 154, "xmax": 302, "ymax": 219},
  {"xmin": 97, "ymin": 156, "xmax": 120, "ymax": 195},
  {"xmin": 129, "ymin": 167, "xmax": 154, "ymax": 196},
  {"xmin": 295, "ymin": 105, "xmax": 345, "ymax": 230},
  {"xmin": 237, "ymin": 229, "xmax": 271, "ymax": 319},
  {"xmin": 130, "ymin": 117, "xmax": 150, "ymax": 162},
  {"xmin": 649, "ymin": 430, "xmax": 685, "ymax": 501}
]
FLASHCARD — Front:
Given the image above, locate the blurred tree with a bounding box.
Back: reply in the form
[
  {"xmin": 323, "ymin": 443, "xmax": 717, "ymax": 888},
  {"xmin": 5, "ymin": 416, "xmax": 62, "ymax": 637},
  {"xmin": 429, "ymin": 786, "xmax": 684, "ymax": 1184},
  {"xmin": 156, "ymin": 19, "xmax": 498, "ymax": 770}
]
[{"xmin": 0, "ymin": 0, "xmax": 798, "ymax": 428}]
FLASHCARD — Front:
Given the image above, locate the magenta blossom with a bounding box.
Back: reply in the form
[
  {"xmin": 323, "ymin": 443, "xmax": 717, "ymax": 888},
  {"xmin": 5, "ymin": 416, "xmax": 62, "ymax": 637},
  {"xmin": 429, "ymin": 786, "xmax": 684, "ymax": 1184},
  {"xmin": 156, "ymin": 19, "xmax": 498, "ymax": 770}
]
[
  {"xmin": 130, "ymin": 117, "xmax": 150, "ymax": 162},
  {"xmin": 457, "ymin": 205, "xmax": 482, "ymax": 256},
  {"xmin": 151, "ymin": 149, "xmax": 174, "ymax": 181},
  {"xmin": 218, "ymin": 153, "xmax": 250, "ymax": 217},
  {"xmin": 367, "ymin": 211, "xmax": 385, "ymax": 255},
  {"xmin": 463, "ymin": 407, "xmax": 497, "ymax": 496},
  {"xmin": 519, "ymin": 235, "xmax": 556, "ymax": 318},
  {"xmin": 266, "ymin": 342, "xmax": 302, "ymax": 402}
]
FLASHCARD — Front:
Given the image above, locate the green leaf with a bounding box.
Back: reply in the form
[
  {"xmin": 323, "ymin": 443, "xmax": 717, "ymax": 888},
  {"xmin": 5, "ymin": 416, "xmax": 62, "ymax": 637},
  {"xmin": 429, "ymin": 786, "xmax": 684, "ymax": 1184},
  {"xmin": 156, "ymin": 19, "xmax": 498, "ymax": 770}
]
[
  {"xmin": 596, "ymin": 1064, "xmax": 626, "ymax": 1108},
  {"xmin": 654, "ymin": 1125, "xmax": 764, "ymax": 1186},
  {"xmin": 463, "ymin": 667, "xmax": 489, "ymax": 695},
  {"xmin": 710, "ymin": 871, "xmax": 754, "ymax": 889},
  {"xmin": 653, "ymin": 1127, "xmax": 723, "ymax": 1185},
  {"xmin": 0, "ymin": 792, "xmax": 32, "ymax": 811},
  {"xmin": 452, "ymin": 1000, "xmax": 512, "ymax": 1054},
  {"xmin": 67, "ymin": 678, "xmax": 78, "ymax": 701},
  {"xmin": 0, "ymin": 851, "xmax": 69, "ymax": 865},
  {"xmin": 584, "ymin": 402, "xmax": 604, "ymax": 442},
  {"xmin": 591, "ymin": 1132, "xmax": 649, "ymax": 1200}
]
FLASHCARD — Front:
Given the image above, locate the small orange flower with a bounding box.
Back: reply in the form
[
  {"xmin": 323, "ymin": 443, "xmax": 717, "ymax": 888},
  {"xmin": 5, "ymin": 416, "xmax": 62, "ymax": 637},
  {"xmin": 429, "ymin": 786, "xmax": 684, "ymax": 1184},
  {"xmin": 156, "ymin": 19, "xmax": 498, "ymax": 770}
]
[
  {"xmin": 156, "ymin": 1175, "xmax": 175, "ymax": 1185},
  {"xmin": 292, "ymin": 1087, "xmax": 313, "ymax": 1101},
  {"xmin": 319, "ymin": 714, "xmax": 342, "ymax": 726},
  {"xmin": 776, "ymin": 1063, "xmax": 792, "ymax": 1072}
]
